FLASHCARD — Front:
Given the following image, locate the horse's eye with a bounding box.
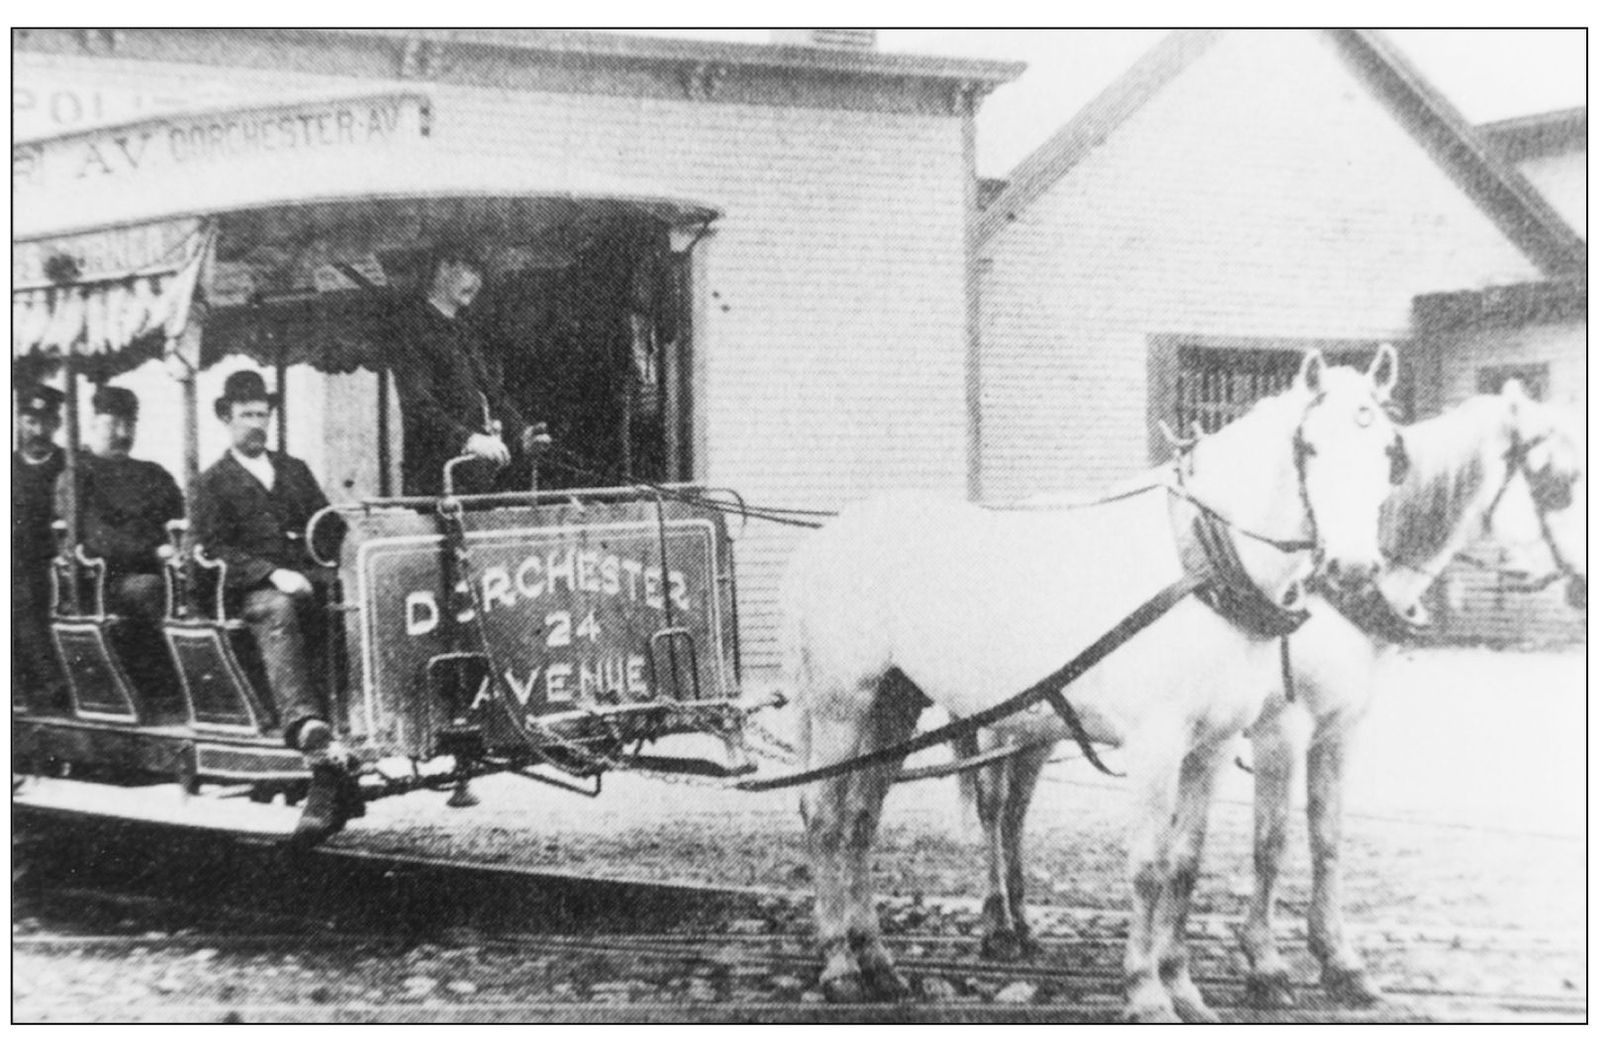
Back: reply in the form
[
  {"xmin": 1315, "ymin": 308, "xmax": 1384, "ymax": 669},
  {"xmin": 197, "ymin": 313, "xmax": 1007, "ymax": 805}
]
[{"xmin": 1355, "ymin": 406, "xmax": 1375, "ymax": 428}]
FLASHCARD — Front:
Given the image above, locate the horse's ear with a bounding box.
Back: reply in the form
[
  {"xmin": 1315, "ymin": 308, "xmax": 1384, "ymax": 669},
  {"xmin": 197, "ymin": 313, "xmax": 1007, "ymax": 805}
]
[
  {"xmin": 1504, "ymin": 378, "xmax": 1549, "ymax": 440},
  {"xmin": 1295, "ymin": 350, "xmax": 1326, "ymax": 394},
  {"xmin": 1500, "ymin": 377, "xmax": 1531, "ymax": 404},
  {"xmin": 1367, "ymin": 343, "xmax": 1399, "ymax": 399}
]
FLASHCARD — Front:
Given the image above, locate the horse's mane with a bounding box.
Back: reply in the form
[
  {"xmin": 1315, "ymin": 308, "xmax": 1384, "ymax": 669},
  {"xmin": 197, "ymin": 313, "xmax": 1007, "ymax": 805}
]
[{"xmin": 1379, "ymin": 395, "xmax": 1509, "ymax": 568}]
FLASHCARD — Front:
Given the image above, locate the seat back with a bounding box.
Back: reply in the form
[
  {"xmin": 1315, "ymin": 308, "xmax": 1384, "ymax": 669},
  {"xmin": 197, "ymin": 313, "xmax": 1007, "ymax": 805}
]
[
  {"xmin": 49, "ymin": 547, "xmax": 145, "ymax": 723},
  {"xmin": 161, "ymin": 521, "xmax": 277, "ymax": 733}
]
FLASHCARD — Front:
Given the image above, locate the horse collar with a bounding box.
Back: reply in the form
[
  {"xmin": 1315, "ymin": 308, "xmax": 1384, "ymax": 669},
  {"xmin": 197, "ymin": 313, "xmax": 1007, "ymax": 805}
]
[{"xmin": 1173, "ymin": 497, "xmax": 1310, "ymax": 640}]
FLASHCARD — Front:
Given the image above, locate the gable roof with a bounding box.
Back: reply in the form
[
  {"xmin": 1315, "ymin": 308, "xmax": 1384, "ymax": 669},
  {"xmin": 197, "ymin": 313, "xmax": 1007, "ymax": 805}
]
[
  {"xmin": 978, "ymin": 29, "xmax": 1585, "ymax": 276},
  {"xmin": 1479, "ymin": 106, "xmax": 1587, "ymax": 162}
]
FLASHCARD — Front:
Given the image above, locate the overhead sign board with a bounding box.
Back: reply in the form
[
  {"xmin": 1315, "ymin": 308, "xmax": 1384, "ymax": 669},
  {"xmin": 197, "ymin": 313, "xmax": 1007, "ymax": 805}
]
[{"xmin": 12, "ymin": 91, "xmax": 431, "ymax": 198}]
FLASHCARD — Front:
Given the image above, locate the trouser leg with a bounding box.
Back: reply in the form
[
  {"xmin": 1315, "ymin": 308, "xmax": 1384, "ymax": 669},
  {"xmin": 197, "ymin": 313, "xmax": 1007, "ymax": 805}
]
[
  {"xmin": 108, "ymin": 574, "xmax": 180, "ymax": 705},
  {"xmin": 12, "ymin": 567, "xmax": 68, "ymax": 711},
  {"xmin": 240, "ymin": 587, "xmax": 324, "ymax": 744}
]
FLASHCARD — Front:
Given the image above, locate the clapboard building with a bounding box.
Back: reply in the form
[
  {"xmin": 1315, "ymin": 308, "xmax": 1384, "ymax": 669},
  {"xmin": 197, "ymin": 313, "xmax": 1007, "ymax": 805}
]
[
  {"xmin": 975, "ymin": 29, "xmax": 1585, "ymax": 643},
  {"xmin": 12, "ymin": 28, "xmax": 1023, "ymax": 678}
]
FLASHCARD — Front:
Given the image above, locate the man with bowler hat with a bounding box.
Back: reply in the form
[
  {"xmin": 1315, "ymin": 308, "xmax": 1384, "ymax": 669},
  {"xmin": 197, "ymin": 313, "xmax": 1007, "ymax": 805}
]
[
  {"xmin": 13, "ymin": 383, "xmax": 68, "ymax": 709},
  {"xmin": 191, "ymin": 370, "xmax": 357, "ymax": 842},
  {"xmin": 55, "ymin": 385, "xmax": 185, "ymax": 700}
]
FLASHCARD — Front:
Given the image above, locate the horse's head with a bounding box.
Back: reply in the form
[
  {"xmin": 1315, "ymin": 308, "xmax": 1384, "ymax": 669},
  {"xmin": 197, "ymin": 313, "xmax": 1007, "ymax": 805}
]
[
  {"xmin": 1192, "ymin": 344, "xmax": 1401, "ymax": 607},
  {"xmin": 1292, "ymin": 345, "xmax": 1404, "ymax": 591},
  {"xmin": 1487, "ymin": 381, "xmax": 1586, "ymax": 609}
]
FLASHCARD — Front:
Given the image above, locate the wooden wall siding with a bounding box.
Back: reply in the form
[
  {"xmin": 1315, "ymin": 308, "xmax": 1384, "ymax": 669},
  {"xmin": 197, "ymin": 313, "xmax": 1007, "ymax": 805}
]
[
  {"xmin": 1513, "ymin": 152, "xmax": 1587, "ymax": 237},
  {"xmin": 1411, "ymin": 318, "xmax": 1585, "ymax": 645},
  {"xmin": 978, "ymin": 29, "xmax": 1540, "ymax": 505},
  {"xmin": 16, "ymin": 51, "xmax": 973, "ymax": 680}
]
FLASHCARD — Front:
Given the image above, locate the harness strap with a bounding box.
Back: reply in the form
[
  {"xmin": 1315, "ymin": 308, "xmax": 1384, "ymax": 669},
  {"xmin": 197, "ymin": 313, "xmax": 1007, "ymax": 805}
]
[
  {"xmin": 735, "ymin": 572, "xmax": 1203, "ymax": 793},
  {"xmin": 1280, "ymin": 635, "xmax": 1295, "ymax": 703},
  {"xmin": 1043, "ymin": 687, "xmax": 1124, "ymax": 777}
]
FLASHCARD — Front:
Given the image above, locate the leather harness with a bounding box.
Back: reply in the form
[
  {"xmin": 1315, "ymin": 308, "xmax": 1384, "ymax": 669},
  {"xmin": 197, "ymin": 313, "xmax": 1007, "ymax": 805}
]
[{"xmin": 738, "ymin": 485, "xmax": 1315, "ymax": 792}]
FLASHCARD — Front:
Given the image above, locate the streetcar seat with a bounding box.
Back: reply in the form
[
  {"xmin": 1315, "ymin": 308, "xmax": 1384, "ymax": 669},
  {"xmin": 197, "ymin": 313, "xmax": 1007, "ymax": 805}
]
[
  {"xmin": 160, "ymin": 521, "xmax": 280, "ymax": 733},
  {"xmin": 46, "ymin": 531, "xmax": 169, "ymax": 725}
]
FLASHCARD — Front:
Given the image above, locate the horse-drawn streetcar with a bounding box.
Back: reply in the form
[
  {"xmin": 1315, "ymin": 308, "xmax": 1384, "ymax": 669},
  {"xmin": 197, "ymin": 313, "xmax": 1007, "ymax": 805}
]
[
  {"xmin": 12, "ymin": 90, "xmax": 759, "ymax": 842},
  {"xmin": 12, "ymin": 86, "xmax": 1586, "ymax": 1023}
]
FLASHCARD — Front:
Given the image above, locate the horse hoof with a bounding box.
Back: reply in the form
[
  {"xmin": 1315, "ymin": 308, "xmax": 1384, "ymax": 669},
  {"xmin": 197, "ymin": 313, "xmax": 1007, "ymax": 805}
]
[
  {"xmin": 1122, "ymin": 1002, "xmax": 1181, "ymax": 1024},
  {"xmin": 1245, "ymin": 970, "xmax": 1298, "ymax": 1008},
  {"xmin": 820, "ymin": 972, "xmax": 871, "ymax": 1004},
  {"xmin": 861, "ymin": 961, "xmax": 910, "ymax": 1003},
  {"xmin": 1172, "ymin": 994, "xmax": 1220, "ymax": 1024},
  {"xmin": 1321, "ymin": 966, "xmax": 1387, "ymax": 1008},
  {"xmin": 980, "ymin": 929, "xmax": 1027, "ymax": 961}
]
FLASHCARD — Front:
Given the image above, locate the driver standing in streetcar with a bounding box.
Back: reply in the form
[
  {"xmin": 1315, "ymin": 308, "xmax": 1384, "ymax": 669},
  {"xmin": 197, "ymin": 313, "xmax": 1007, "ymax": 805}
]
[{"xmin": 388, "ymin": 245, "xmax": 530, "ymax": 496}]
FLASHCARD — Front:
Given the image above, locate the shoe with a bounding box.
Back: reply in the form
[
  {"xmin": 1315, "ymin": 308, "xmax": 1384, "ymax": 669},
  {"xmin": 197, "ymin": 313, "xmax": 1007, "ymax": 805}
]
[
  {"xmin": 295, "ymin": 719, "xmax": 333, "ymax": 756},
  {"xmin": 291, "ymin": 759, "xmax": 359, "ymax": 849}
]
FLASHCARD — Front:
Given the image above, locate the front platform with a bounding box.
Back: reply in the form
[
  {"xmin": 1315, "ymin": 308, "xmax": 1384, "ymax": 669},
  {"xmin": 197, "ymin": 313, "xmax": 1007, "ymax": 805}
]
[{"xmin": 11, "ymin": 775, "xmax": 303, "ymax": 840}]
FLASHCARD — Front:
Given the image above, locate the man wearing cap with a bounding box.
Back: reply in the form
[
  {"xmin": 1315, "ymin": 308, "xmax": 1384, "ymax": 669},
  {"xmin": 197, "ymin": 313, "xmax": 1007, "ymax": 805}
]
[
  {"xmin": 55, "ymin": 386, "xmax": 186, "ymax": 698},
  {"xmin": 389, "ymin": 247, "xmax": 528, "ymax": 496},
  {"xmin": 13, "ymin": 384, "xmax": 68, "ymax": 710},
  {"xmin": 190, "ymin": 371, "xmax": 356, "ymax": 841}
]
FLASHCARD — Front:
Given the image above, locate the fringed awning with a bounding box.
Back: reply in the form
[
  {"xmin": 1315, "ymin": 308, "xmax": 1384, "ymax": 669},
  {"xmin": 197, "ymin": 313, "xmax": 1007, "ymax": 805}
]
[{"xmin": 12, "ymin": 219, "xmax": 214, "ymax": 373}]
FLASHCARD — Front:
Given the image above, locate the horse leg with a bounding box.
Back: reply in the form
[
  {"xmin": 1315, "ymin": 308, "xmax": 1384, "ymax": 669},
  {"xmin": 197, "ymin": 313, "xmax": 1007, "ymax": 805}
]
[
  {"xmin": 1307, "ymin": 721, "xmax": 1386, "ymax": 1007},
  {"xmin": 968, "ymin": 733, "xmax": 1021, "ymax": 960},
  {"xmin": 800, "ymin": 679, "xmax": 885, "ymax": 1003},
  {"xmin": 1153, "ymin": 740, "xmax": 1229, "ymax": 1024},
  {"xmin": 1238, "ymin": 703, "xmax": 1303, "ymax": 1008},
  {"xmin": 1121, "ymin": 737, "xmax": 1188, "ymax": 1023},
  {"xmin": 1000, "ymin": 743, "xmax": 1055, "ymax": 958},
  {"xmin": 843, "ymin": 672, "xmax": 927, "ymax": 999}
]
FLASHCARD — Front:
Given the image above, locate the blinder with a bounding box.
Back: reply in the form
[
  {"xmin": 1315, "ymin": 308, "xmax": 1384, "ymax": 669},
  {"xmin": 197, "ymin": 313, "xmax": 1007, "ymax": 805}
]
[{"xmin": 1387, "ymin": 432, "xmax": 1409, "ymax": 486}]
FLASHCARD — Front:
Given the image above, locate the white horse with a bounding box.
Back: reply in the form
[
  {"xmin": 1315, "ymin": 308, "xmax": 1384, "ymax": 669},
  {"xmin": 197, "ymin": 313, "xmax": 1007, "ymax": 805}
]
[
  {"xmin": 783, "ymin": 347, "xmax": 1403, "ymax": 1022},
  {"xmin": 1236, "ymin": 380, "xmax": 1587, "ymax": 1007},
  {"xmin": 963, "ymin": 380, "xmax": 1585, "ymax": 1010}
]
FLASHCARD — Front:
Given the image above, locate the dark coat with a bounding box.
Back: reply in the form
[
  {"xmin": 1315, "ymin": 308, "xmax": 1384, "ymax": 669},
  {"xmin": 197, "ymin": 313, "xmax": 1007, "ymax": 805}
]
[
  {"xmin": 388, "ymin": 297, "xmax": 524, "ymax": 496},
  {"xmin": 190, "ymin": 451, "xmax": 331, "ymax": 593},
  {"xmin": 12, "ymin": 448, "xmax": 65, "ymax": 574},
  {"xmin": 55, "ymin": 451, "xmax": 184, "ymax": 577}
]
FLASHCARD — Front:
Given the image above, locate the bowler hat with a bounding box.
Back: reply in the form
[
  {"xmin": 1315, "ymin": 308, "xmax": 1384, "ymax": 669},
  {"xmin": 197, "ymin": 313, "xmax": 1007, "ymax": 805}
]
[
  {"xmin": 214, "ymin": 370, "xmax": 279, "ymax": 419},
  {"xmin": 17, "ymin": 383, "xmax": 65, "ymax": 419},
  {"xmin": 92, "ymin": 385, "xmax": 140, "ymax": 420}
]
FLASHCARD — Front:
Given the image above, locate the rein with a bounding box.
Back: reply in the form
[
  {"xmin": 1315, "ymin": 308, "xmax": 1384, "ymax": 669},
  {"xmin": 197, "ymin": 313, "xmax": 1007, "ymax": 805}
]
[{"xmin": 735, "ymin": 572, "xmax": 1204, "ymax": 792}]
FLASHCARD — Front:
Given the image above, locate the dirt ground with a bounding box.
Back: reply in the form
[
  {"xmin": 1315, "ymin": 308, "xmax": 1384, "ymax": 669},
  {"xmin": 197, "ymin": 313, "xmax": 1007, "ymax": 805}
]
[
  {"xmin": 341, "ymin": 645, "xmax": 1585, "ymax": 974},
  {"xmin": 13, "ymin": 645, "xmax": 1585, "ymax": 1018}
]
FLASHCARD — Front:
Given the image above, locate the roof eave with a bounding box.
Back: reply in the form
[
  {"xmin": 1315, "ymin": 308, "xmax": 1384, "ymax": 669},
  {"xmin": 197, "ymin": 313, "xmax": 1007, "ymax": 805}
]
[
  {"xmin": 306, "ymin": 28, "xmax": 1027, "ymax": 86},
  {"xmin": 1331, "ymin": 29, "xmax": 1585, "ymax": 276}
]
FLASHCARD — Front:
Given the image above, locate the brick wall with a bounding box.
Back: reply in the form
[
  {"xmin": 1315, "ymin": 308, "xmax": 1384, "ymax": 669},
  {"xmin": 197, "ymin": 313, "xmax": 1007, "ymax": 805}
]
[{"xmin": 979, "ymin": 29, "xmax": 1541, "ymax": 504}]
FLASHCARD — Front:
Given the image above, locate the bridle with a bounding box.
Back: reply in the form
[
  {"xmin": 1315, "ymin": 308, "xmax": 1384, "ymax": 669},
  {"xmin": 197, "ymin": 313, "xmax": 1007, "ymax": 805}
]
[
  {"xmin": 1467, "ymin": 426, "xmax": 1581, "ymax": 591},
  {"xmin": 1172, "ymin": 392, "xmax": 1406, "ymax": 564}
]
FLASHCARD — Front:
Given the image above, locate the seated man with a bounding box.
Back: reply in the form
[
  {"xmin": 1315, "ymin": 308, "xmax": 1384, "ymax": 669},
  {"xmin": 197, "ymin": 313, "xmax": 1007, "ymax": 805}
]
[
  {"xmin": 190, "ymin": 371, "xmax": 356, "ymax": 840},
  {"xmin": 13, "ymin": 383, "xmax": 69, "ymax": 711},
  {"xmin": 55, "ymin": 386, "xmax": 185, "ymax": 698}
]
